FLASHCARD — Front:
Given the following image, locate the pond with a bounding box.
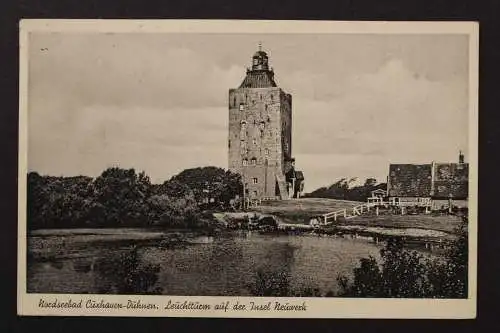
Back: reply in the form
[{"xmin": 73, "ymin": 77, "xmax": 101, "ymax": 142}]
[{"xmin": 27, "ymin": 228, "xmax": 383, "ymax": 296}]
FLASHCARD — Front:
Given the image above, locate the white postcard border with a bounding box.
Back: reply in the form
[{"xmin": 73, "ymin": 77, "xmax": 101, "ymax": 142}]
[{"xmin": 18, "ymin": 19, "xmax": 479, "ymax": 319}]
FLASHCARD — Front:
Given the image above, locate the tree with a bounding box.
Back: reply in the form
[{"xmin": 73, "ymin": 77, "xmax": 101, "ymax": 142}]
[
  {"xmin": 168, "ymin": 167, "xmax": 242, "ymax": 209},
  {"xmin": 305, "ymin": 177, "xmax": 386, "ymax": 202},
  {"xmin": 27, "ymin": 172, "xmax": 94, "ymax": 229},
  {"xmin": 93, "ymin": 167, "xmax": 151, "ymax": 227}
]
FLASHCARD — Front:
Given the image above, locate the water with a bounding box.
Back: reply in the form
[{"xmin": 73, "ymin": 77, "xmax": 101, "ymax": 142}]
[{"xmin": 27, "ymin": 229, "xmax": 382, "ymax": 296}]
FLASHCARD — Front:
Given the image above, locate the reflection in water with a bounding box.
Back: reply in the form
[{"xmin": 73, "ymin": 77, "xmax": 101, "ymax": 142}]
[
  {"xmin": 27, "ymin": 231, "xmax": 382, "ymax": 296},
  {"xmin": 93, "ymin": 246, "xmax": 162, "ymax": 295}
]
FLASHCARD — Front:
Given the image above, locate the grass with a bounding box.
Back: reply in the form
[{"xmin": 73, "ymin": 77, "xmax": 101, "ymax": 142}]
[
  {"xmin": 252, "ymin": 198, "xmax": 361, "ymax": 224},
  {"xmin": 340, "ymin": 214, "xmax": 463, "ymax": 234},
  {"xmin": 251, "ymin": 198, "xmax": 464, "ymax": 235}
]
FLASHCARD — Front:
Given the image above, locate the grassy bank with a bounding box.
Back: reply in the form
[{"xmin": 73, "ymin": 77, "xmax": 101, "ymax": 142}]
[
  {"xmin": 252, "ymin": 198, "xmax": 360, "ymax": 224},
  {"xmin": 339, "ymin": 214, "xmax": 463, "ymax": 234}
]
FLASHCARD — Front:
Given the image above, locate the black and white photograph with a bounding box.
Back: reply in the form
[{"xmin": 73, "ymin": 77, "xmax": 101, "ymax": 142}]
[{"xmin": 18, "ymin": 20, "xmax": 478, "ymax": 318}]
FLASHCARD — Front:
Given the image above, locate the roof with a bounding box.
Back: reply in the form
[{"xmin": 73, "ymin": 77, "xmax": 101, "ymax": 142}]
[
  {"xmin": 239, "ymin": 71, "xmax": 277, "ymax": 88},
  {"xmin": 388, "ymin": 164, "xmax": 432, "ymax": 197},
  {"xmin": 387, "ymin": 162, "xmax": 469, "ymax": 199},
  {"xmin": 253, "ymin": 50, "xmax": 268, "ymax": 58},
  {"xmin": 432, "ymin": 163, "xmax": 469, "ymax": 199}
]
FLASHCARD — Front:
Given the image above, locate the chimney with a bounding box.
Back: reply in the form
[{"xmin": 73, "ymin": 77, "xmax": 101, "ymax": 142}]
[{"xmin": 459, "ymin": 151, "xmax": 465, "ymax": 164}]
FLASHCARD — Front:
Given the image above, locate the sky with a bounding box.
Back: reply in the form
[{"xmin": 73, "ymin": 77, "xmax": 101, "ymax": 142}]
[{"xmin": 27, "ymin": 32, "xmax": 470, "ymax": 192}]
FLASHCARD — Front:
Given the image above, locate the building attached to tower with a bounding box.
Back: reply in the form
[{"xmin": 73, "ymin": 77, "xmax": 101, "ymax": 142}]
[{"xmin": 228, "ymin": 47, "xmax": 304, "ymax": 200}]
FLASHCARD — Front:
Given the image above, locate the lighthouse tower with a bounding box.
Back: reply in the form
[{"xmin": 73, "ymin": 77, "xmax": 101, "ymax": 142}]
[{"xmin": 228, "ymin": 45, "xmax": 303, "ymax": 200}]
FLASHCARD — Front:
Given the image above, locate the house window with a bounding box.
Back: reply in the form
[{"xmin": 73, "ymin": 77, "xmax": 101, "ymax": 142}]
[
  {"xmin": 265, "ymin": 148, "xmax": 269, "ymax": 155},
  {"xmin": 242, "ymin": 159, "xmax": 248, "ymax": 166},
  {"xmin": 252, "ymin": 178, "xmax": 258, "ymax": 184},
  {"xmin": 251, "ymin": 158, "xmax": 257, "ymax": 166},
  {"xmin": 252, "ymin": 138, "xmax": 257, "ymax": 145},
  {"xmin": 239, "ymin": 103, "xmax": 245, "ymax": 111},
  {"xmin": 253, "ymin": 191, "xmax": 258, "ymax": 197}
]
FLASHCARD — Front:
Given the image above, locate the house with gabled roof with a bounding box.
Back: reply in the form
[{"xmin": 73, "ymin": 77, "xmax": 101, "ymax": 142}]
[{"xmin": 387, "ymin": 152, "xmax": 468, "ymax": 211}]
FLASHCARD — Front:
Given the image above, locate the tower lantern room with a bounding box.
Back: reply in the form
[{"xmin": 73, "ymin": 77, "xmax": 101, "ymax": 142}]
[{"xmin": 251, "ymin": 43, "xmax": 270, "ymax": 71}]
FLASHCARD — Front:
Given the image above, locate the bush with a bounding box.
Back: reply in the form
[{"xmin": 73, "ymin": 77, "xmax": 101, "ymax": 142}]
[{"xmin": 338, "ymin": 219, "xmax": 468, "ymax": 298}]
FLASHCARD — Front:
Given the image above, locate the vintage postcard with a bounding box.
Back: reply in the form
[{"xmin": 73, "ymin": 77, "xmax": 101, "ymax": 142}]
[{"xmin": 18, "ymin": 20, "xmax": 478, "ymax": 318}]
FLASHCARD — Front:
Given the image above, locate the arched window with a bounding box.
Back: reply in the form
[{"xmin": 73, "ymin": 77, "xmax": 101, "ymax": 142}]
[{"xmin": 251, "ymin": 158, "xmax": 257, "ymax": 166}]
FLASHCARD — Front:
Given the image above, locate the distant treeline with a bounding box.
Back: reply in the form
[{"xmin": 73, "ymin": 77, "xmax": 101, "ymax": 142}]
[
  {"xmin": 304, "ymin": 177, "xmax": 387, "ymax": 202},
  {"xmin": 27, "ymin": 167, "xmax": 242, "ymax": 230}
]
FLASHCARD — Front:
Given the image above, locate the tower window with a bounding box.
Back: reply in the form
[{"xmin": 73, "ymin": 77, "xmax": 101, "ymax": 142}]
[
  {"xmin": 241, "ymin": 141, "xmax": 247, "ymax": 155},
  {"xmin": 252, "ymin": 178, "xmax": 258, "ymax": 184}
]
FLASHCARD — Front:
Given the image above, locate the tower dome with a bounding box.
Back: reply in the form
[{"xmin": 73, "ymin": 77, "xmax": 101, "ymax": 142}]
[{"xmin": 251, "ymin": 43, "xmax": 270, "ymax": 71}]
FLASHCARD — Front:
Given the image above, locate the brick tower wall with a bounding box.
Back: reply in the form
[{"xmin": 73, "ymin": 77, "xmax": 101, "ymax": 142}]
[{"xmin": 228, "ymin": 87, "xmax": 290, "ymax": 198}]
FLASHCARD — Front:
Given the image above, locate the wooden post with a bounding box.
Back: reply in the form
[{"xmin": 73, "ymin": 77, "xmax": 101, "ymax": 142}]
[
  {"xmin": 376, "ymin": 206, "xmax": 379, "ymax": 216},
  {"xmin": 448, "ymin": 194, "xmax": 453, "ymax": 214}
]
